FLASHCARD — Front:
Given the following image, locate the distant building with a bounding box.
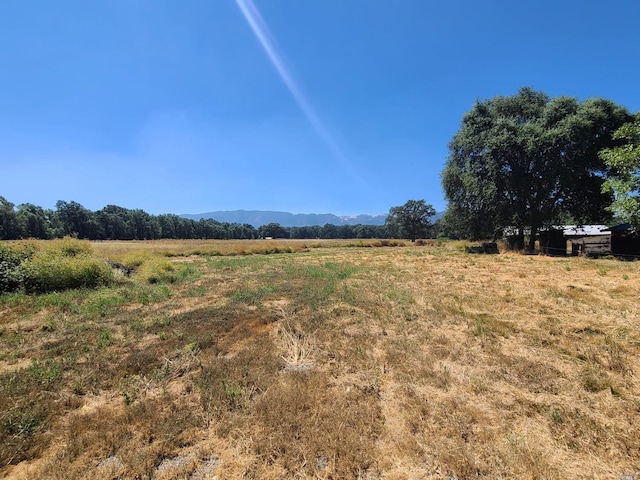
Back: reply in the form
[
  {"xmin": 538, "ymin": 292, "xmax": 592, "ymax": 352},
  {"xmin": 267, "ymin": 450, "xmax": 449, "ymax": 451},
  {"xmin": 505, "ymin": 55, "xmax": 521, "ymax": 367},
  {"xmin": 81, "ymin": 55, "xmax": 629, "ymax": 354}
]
[
  {"xmin": 538, "ymin": 225, "xmax": 610, "ymax": 256},
  {"xmin": 601, "ymin": 224, "xmax": 640, "ymax": 258},
  {"xmin": 504, "ymin": 224, "xmax": 640, "ymax": 257}
]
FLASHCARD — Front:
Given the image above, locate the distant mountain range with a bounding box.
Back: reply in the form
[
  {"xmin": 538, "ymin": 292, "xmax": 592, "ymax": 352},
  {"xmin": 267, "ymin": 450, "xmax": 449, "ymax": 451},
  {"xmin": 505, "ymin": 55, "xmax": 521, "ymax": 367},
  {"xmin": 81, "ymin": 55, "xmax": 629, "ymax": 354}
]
[{"xmin": 180, "ymin": 210, "xmax": 388, "ymax": 228}]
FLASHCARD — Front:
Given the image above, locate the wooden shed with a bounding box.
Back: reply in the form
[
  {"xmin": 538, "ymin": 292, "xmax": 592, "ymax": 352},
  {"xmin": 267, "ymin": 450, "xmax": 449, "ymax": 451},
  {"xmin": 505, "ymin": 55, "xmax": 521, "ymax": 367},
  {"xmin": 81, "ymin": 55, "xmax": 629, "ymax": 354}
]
[
  {"xmin": 570, "ymin": 235, "xmax": 611, "ymax": 256},
  {"xmin": 540, "ymin": 225, "xmax": 610, "ymax": 256},
  {"xmin": 602, "ymin": 224, "xmax": 640, "ymax": 258}
]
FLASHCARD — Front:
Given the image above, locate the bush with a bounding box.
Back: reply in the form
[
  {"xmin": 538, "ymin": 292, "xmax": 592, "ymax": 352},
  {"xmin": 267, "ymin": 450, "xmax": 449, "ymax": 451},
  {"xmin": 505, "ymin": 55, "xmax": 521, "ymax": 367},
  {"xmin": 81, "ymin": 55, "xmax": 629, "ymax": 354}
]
[
  {"xmin": 0, "ymin": 243, "xmax": 36, "ymax": 293},
  {"xmin": 19, "ymin": 255, "xmax": 113, "ymax": 293},
  {"xmin": 134, "ymin": 256, "xmax": 179, "ymax": 284},
  {"xmin": 0, "ymin": 246, "xmax": 25, "ymax": 293},
  {"xmin": 123, "ymin": 251, "xmax": 193, "ymax": 285},
  {"xmin": 1, "ymin": 239, "xmax": 114, "ymax": 294}
]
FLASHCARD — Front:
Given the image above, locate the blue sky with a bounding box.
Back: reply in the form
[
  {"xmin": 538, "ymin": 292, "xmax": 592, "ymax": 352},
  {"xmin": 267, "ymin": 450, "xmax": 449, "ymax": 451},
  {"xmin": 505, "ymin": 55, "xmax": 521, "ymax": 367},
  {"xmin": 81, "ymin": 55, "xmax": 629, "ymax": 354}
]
[{"xmin": 1, "ymin": 0, "xmax": 639, "ymax": 216}]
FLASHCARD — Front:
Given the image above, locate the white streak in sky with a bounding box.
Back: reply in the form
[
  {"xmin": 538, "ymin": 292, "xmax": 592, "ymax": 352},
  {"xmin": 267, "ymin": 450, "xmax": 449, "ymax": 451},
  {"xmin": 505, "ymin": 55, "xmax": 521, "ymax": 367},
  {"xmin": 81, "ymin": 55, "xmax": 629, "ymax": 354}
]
[{"xmin": 234, "ymin": 0, "xmax": 362, "ymax": 183}]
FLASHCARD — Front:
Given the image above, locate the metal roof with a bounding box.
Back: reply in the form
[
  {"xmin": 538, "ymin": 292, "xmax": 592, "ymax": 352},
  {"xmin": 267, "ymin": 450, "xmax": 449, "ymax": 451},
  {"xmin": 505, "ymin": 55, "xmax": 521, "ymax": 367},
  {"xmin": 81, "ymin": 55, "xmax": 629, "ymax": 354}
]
[
  {"xmin": 503, "ymin": 225, "xmax": 611, "ymax": 237},
  {"xmin": 560, "ymin": 225, "xmax": 609, "ymax": 236}
]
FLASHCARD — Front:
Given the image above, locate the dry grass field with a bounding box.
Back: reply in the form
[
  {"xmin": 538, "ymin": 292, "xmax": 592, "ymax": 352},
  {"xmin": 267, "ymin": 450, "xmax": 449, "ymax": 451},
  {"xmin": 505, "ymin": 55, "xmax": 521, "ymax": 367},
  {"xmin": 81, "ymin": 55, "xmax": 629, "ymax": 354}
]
[{"xmin": 1, "ymin": 239, "xmax": 639, "ymax": 479}]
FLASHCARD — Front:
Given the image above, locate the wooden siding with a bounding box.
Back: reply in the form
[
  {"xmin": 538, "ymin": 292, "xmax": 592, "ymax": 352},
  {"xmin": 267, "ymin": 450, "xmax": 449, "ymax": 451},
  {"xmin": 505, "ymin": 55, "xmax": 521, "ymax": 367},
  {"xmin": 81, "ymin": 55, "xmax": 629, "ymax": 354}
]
[{"xmin": 570, "ymin": 235, "xmax": 611, "ymax": 256}]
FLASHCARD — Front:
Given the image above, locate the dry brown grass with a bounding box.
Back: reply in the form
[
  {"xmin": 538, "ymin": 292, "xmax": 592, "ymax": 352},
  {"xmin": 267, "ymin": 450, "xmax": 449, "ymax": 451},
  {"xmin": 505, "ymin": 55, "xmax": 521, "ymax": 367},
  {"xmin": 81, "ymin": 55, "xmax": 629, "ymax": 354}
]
[
  {"xmin": 1, "ymin": 240, "xmax": 639, "ymax": 479},
  {"xmin": 90, "ymin": 238, "xmax": 406, "ymax": 261}
]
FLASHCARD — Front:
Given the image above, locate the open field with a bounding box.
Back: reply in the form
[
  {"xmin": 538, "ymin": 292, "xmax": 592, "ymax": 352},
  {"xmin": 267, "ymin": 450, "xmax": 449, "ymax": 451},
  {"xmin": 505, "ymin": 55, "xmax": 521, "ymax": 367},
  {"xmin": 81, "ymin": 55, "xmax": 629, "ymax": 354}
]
[{"xmin": 1, "ymin": 239, "xmax": 639, "ymax": 479}]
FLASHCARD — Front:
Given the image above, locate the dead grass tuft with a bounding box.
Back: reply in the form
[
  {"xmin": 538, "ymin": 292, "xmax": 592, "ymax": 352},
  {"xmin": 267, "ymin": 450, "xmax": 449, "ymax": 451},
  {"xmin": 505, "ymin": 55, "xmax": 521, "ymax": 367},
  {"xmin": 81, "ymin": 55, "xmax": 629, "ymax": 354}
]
[{"xmin": 277, "ymin": 321, "xmax": 315, "ymax": 371}]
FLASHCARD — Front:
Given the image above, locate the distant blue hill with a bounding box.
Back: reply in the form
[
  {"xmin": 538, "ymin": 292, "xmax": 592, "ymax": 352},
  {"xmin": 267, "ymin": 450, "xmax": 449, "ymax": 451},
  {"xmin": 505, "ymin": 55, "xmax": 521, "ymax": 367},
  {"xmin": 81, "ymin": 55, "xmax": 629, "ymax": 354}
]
[{"xmin": 180, "ymin": 210, "xmax": 388, "ymax": 228}]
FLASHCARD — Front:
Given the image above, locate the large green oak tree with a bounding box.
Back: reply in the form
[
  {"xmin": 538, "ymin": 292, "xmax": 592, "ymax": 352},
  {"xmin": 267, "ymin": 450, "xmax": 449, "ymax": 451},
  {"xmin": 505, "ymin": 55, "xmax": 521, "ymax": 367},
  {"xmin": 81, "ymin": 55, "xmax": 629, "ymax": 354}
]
[{"xmin": 386, "ymin": 199, "xmax": 436, "ymax": 241}]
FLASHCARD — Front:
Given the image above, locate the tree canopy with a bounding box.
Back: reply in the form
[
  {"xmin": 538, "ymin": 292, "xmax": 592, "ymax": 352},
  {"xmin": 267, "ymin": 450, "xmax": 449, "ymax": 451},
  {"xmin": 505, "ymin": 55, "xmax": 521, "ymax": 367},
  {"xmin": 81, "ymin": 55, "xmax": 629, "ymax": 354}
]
[
  {"xmin": 386, "ymin": 199, "xmax": 435, "ymax": 241},
  {"xmin": 600, "ymin": 114, "xmax": 640, "ymax": 231},
  {"xmin": 442, "ymin": 87, "xmax": 631, "ymax": 249}
]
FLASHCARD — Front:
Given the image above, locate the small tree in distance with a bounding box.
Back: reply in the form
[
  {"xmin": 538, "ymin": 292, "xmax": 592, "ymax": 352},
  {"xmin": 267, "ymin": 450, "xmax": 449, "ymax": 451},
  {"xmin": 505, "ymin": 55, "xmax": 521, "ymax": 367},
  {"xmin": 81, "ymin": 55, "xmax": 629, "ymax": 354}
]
[{"xmin": 386, "ymin": 199, "xmax": 436, "ymax": 242}]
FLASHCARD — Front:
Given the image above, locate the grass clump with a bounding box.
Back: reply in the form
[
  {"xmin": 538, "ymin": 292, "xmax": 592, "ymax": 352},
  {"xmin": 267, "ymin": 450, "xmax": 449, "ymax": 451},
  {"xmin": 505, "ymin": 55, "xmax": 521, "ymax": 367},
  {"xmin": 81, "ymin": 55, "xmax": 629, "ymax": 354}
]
[
  {"xmin": 231, "ymin": 285, "xmax": 274, "ymax": 306},
  {"xmin": 134, "ymin": 256, "xmax": 177, "ymax": 284},
  {"xmin": 129, "ymin": 253, "xmax": 196, "ymax": 285},
  {"xmin": 0, "ymin": 403, "xmax": 49, "ymax": 466}
]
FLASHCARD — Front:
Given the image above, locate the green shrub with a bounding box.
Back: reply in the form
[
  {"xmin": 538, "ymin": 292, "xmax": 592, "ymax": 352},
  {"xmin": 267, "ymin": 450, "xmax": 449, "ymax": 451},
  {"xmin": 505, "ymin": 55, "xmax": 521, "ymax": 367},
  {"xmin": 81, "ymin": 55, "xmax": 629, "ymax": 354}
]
[
  {"xmin": 135, "ymin": 256, "xmax": 179, "ymax": 284},
  {"xmin": 0, "ymin": 246, "xmax": 24, "ymax": 293},
  {"xmin": 2, "ymin": 239, "xmax": 115, "ymax": 294},
  {"xmin": 19, "ymin": 254, "xmax": 113, "ymax": 294},
  {"xmin": 121, "ymin": 252, "xmax": 183, "ymax": 283},
  {"xmin": 0, "ymin": 243, "xmax": 36, "ymax": 293}
]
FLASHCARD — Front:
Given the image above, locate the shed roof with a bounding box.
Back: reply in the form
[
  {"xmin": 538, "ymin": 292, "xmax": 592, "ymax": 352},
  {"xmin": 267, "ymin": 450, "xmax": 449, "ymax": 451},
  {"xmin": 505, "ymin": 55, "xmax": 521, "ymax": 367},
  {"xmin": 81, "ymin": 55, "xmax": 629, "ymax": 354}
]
[
  {"xmin": 504, "ymin": 225, "xmax": 610, "ymax": 237},
  {"xmin": 561, "ymin": 225, "xmax": 609, "ymax": 236}
]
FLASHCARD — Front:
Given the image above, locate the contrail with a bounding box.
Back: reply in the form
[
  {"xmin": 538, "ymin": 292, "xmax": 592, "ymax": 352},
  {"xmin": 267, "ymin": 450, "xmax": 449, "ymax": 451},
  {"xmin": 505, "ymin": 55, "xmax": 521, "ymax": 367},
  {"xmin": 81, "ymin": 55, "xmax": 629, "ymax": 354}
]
[{"xmin": 234, "ymin": 0, "xmax": 362, "ymax": 183}]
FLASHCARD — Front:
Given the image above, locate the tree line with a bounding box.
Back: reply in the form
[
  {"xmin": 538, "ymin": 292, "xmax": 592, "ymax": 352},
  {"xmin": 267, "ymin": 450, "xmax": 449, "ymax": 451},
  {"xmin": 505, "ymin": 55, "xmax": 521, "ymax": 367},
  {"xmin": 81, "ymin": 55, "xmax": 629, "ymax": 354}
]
[{"xmin": 0, "ymin": 198, "xmax": 392, "ymax": 241}]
